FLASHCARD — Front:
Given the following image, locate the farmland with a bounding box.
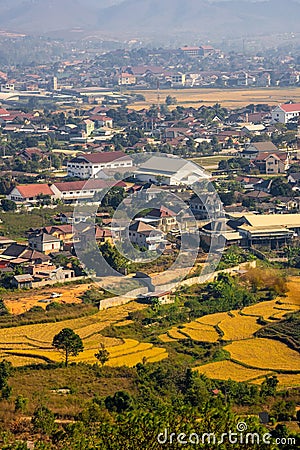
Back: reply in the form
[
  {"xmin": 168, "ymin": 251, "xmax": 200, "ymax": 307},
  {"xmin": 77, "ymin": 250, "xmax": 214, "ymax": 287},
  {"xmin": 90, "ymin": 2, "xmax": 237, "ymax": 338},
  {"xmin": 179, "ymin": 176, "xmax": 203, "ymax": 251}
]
[
  {"xmin": 128, "ymin": 87, "xmax": 300, "ymax": 110},
  {"xmin": 194, "ymin": 360, "xmax": 271, "ymax": 383},
  {"xmin": 0, "ymin": 301, "xmax": 169, "ymax": 367}
]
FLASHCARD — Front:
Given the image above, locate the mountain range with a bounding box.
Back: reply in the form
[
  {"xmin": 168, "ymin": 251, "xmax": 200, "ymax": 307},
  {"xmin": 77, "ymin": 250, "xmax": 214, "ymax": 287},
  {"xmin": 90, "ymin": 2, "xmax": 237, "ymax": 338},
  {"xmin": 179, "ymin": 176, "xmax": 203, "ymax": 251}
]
[{"xmin": 0, "ymin": 0, "xmax": 299, "ymax": 39}]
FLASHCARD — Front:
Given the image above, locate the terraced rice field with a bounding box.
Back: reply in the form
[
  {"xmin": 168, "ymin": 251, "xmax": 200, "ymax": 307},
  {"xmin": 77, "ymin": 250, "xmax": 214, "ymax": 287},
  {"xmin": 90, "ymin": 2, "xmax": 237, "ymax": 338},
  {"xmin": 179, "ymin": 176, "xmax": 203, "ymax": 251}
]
[
  {"xmin": 0, "ymin": 302, "xmax": 168, "ymax": 367},
  {"xmin": 242, "ymin": 299, "xmax": 298, "ymax": 321},
  {"xmin": 194, "ymin": 360, "xmax": 271, "ymax": 382},
  {"xmin": 219, "ymin": 313, "xmax": 262, "ymax": 341},
  {"xmin": 251, "ymin": 374, "xmax": 300, "ymax": 389},
  {"xmin": 226, "ymin": 338, "xmax": 300, "ymax": 372}
]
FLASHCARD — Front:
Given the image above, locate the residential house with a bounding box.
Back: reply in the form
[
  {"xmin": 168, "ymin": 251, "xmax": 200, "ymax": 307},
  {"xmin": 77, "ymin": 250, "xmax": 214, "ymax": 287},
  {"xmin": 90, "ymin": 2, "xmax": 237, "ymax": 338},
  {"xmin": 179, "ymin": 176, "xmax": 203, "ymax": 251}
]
[
  {"xmin": 288, "ymin": 172, "xmax": 300, "ymax": 190},
  {"xmin": 144, "ymin": 206, "xmax": 177, "ymax": 233},
  {"xmin": 242, "ymin": 141, "xmax": 278, "ymax": 160},
  {"xmin": 189, "ymin": 193, "xmax": 223, "ymax": 220},
  {"xmin": 12, "ymin": 274, "xmax": 34, "ymax": 289},
  {"xmin": 2, "ymin": 244, "xmax": 50, "ymax": 264},
  {"xmin": 118, "ymin": 73, "xmax": 136, "ymax": 85},
  {"xmin": 128, "ymin": 220, "xmax": 164, "ymax": 251},
  {"xmin": 253, "ymin": 152, "xmax": 290, "ymax": 174},
  {"xmin": 28, "ymin": 232, "xmax": 61, "ymax": 255}
]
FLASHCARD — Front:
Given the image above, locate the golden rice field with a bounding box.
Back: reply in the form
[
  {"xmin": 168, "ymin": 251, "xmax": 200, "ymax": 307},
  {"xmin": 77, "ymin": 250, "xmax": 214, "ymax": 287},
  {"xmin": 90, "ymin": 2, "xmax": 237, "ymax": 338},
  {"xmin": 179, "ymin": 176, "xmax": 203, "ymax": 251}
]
[
  {"xmin": 251, "ymin": 374, "xmax": 300, "ymax": 389},
  {"xmin": 128, "ymin": 87, "xmax": 300, "ymax": 110},
  {"xmin": 194, "ymin": 360, "xmax": 271, "ymax": 383},
  {"xmin": 196, "ymin": 312, "xmax": 230, "ymax": 326},
  {"xmin": 242, "ymin": 299, "xmax": 298, "ymax": 321},
  {"xmin": 180, "ymin": 323, "xmax": 220, "ymax": 343},
  {"xmin": 219, "ymin": 313, "xmax": 262, "ymax": 341},
  {"xmin": 0, "ymin": 301, "xmax": 169, "ymax": 367},
  {"xmin": 226, "ymin": 338, "xmax": 300, "ymax": 372},
  {"xmin": 3, "ymin": 338, "xmax": 168, "ymax": 367}
]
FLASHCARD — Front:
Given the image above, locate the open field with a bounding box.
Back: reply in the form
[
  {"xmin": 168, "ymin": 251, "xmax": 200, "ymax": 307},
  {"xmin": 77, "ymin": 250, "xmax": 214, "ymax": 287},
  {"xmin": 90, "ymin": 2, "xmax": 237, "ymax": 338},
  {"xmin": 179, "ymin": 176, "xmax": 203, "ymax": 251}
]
[
  {"xmin": 194, "ymin": 360, "xmax": 271, "ymax": 383},
  {"xmin": 128, "ymin": 87, "xmax": 300, "ymax": 110},
  {"xmin": 3, "ymin": 283, "xmax": 92, "ymax": 315},
  {"xmin": 191, "ymin": 155, "xmax": 231, "ymax": 170},
  {"xmin": 251, "ymin": 374, "xmax": 300, "ymax": 389}
]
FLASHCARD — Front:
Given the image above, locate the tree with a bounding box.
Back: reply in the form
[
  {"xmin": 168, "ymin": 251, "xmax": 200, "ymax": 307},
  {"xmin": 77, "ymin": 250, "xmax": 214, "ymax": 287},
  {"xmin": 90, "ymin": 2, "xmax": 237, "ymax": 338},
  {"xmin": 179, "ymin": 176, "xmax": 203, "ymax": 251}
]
[
  {"xmin": 1, "ymin": 199, "xmax": 17, "ymax": 212},
  {"xmin": 105, "ymin": 391, "xmax": 134, "ymax": 413},
  {"xmin": 95, "ymin": 343, "xmax": 109, "ymax": 366},
  {"xmin": 52, "ymin": 328, "xmax": 83, "ymax": 366},
  {"xmin": 270, "ymin": 177, "xmax": 294, "ymax": 197},
  {"xmin": 32, "ymin": 405, "xmax": 56, "ymax": 435},
  {"xmin": 0, "ymin": 360, "xmax": 12, "ymax": 399},
  {"xmin": 15, "ymin": 395, "xmax": 28, "ymax": 413}
]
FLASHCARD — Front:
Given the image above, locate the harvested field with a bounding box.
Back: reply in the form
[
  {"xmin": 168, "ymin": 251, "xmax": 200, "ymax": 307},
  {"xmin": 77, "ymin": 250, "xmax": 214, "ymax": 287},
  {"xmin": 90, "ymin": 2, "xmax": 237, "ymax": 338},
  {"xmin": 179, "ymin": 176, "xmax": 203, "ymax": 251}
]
[{"xmin": 128, "ymin": 87, "xmax": 300, "ymax": 110}]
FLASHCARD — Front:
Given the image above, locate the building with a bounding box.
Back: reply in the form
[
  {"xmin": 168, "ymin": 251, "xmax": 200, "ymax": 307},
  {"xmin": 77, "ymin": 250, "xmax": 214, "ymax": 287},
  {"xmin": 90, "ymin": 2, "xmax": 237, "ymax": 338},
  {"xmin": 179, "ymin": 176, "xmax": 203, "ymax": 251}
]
[
  {"xmin": 271, "ymin": 103, "xmax": 300, "ymax": 124},
  {"xmin": 51, "ymin": 179, "xmax": 126, "ymax": 202},
  {"xmin": 242, "ymin": 141, "xmax": 278, "ymax": 160},
  {"xmin": 189, "ymin": 193, "xmax": 223, "ymax": 220},
  {"xmin": 144, "ymin": 207, "xmax": 178, "ymax": 233},
  {"xmin": 67, "ymin": 151, "xmax": 132, "ymax": 179},
  {"xmin": 135, "ymin": 156, "xmax": 209, "ymax": 186},
  {"xmin": 253, "ymin": 152, "xmax": 290, "ymax": 174},
  {"xmin": 118, "ymin": 73, "xmax": 136, "ymax": 85},
  {"xmin": 128, "ymin": 220, "xmax": 165, "ymax": 251},
  {"xmin": 28, "ymin": 232, "xmax": 61, "ymax": 255},
  {"xmin": 181, "ymin": 46, "xmax": 201, "ymax": 57},
  {"xmin": 7, "ymin": 183, "xmax": 55, "ymax": 204},
  {"xmin": 228, "ymin": 213, "xmax": 300, "ymax": 249}
]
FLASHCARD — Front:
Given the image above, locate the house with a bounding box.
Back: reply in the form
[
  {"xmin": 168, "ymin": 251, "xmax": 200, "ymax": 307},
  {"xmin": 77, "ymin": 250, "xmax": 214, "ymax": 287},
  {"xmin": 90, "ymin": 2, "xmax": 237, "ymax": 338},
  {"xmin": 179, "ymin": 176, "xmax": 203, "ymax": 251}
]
[
  {"xmin": 67, "ymin": 151, "xmax": 132, "ymax": 179},
  {"xmin": 271, "ymin": 103, "xmax": 300, "ymax": 124},
  {"xmin": 288, "ymin": 172, "xmax": 300, "ymax": 189},
  {"xmin": 28, "ymin": 232, "xmax": 61, "ymax": 255},
  {"xmin": 55, "ymin": 212, "xmax": 88, "ymax": 225},
  {"xmin": 2, "ymin": 244, "xmax": 51, "ymax": 264},
  {"xmin": 11, "ymin": 274, "xmax": 34, "ymax": 289},
  {"xmin": 135, "ymin": 155, "xmax": 209, "ymax": 186},
  {"xmin": 189, "ymin": 193, "xmax": 223, "ymax": 220},
  {"xmin": 0, "ymin": 237, "xmax": 17, "ymax": 253},
  {"xmin": 143, "ymin": 207, "xmax": 178, "ymax": 233},
  {"xmin": 242, "ymin": 141, "xmax": 278, "ymax": 159},
  {"xmin": 88, "ymin": 115, "xmax": 113, "ymax": 128},
  {"xmin": 200, "ymin": 220, "xmax": 244, "ymax": 249},
  {"xmin": 7, "ymin": 183, "xmax": 54, "ymax": 204},
  {"xmin": 128, "ymin": 220, "xmax": 164, "ymax": 251},
  {"xmin": 253, "ymin": 152, "xmax": 290, "ymax": 174}
]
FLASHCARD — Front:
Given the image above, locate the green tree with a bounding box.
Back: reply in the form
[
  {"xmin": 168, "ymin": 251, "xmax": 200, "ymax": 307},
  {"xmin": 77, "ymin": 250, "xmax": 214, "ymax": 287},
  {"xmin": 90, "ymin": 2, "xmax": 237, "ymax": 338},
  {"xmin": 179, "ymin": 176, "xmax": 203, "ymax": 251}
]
[
  {"xmin": 32, "ymin": 405, "xmax": 56, "ymax": 435},
  {"xmin": 52, "ymin": 328, "xmax": 84, "ymax": 366},
  {"xmin": 1, "ymin": 199, "xmax": 17, "ymax": 212},
  {"xmin": 95, "ymin": 343, "xmax": 109, "ymax": 366},
  {"xmin": 105, "ymin": 391, "xmax": 134, "ymax": 413},
  {"xmin": 14, "ymin": 395, "xmax": 28, "ymax": 413}
]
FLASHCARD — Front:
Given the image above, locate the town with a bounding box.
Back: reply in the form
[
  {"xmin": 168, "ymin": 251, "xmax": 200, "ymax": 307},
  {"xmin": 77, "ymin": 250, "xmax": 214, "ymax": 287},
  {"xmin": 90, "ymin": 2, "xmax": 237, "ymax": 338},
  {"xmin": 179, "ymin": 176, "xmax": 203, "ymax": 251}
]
[{"xmin": 0, "ymin": 11, "xmax": 299, "ymax": 448}]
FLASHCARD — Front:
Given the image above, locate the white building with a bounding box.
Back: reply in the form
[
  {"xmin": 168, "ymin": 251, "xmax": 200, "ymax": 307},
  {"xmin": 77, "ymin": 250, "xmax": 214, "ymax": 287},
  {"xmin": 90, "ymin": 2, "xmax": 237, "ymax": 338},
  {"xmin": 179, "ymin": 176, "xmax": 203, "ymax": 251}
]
[
  {"xmin": 67, "ymin": 151, "xmax": 132, "ymax": 179},
  {"xmin": 50, "ymin": 180, "xmax": 126, "ymax": 202},
  {"xmin": 271, "ymin": 103, "xmax": 300, "ymax": 124},
  {"xmin": 135, "ymin": 156, "xmax": 209, "ymax": 186}
]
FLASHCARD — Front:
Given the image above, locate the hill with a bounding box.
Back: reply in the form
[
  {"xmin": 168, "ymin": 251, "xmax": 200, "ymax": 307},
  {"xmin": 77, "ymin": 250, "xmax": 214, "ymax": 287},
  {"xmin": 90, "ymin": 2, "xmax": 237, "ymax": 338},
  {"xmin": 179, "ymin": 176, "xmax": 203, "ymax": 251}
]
[{"xmin": 0, "ymin": 0, "xmax": 299, "ymax": 39}]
